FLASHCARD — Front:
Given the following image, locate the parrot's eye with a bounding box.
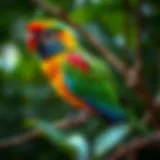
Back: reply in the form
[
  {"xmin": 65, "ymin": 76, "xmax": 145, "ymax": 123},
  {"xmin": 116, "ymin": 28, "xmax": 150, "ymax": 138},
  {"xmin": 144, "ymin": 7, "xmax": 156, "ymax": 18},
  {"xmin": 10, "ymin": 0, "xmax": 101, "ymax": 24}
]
[
  {"xmin": 44, "ymin": 30, "xmax": 54, "ymax": 38},
  {"xmin": 43, "ymin": 29, "xmax": 56, "ymax": 39}
]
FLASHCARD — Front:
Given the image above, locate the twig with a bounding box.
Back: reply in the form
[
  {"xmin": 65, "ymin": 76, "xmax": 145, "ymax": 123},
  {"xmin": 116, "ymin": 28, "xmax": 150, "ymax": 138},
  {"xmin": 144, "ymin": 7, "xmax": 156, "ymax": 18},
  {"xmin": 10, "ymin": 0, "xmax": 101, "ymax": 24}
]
[
  {"xmin": 123, "ymin": 0, "xmax": 130, "ymax": 65},
  {"xmin": 108, "ymin": 131, "xmax": 160, "ymax": 160},
  {"xmin": 127, "ymin": 2, "xmax": 160, "ymax": 127},
  {"xmin": 134, "ymin": 8, "xmax": 143, "ymax": 71},
  {"xmin": 155, "ymin": 92, "xmax": 160, "ymax": 108},
  {"xmin": 0, "ymin": 112, "xmax": 89, "ymax": 149},
  {"xmin": 126, "ymin": 151, "xmax": 137, "ymax": 160},
  {"xmin": 125, "ymin": 1, "xmax": 144, "ymax": 88}
]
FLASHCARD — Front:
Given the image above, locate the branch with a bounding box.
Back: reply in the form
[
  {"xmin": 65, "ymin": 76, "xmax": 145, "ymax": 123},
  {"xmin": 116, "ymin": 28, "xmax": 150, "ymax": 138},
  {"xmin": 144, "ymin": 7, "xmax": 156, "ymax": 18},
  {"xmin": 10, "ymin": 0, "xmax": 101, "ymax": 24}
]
[
  {"xmin": 123, "ymin": 0, "xmax": 130, "ymax": 65},
  {"xmin": 108, "ymin": 131, "xmax": 160, "ymax": 160},
  {"xmin": 0, "ymin": 112, "xmax": 89, "ymax": 149},
  {"xmin": 134, "ymin": 6, "xmax": 143, "ymax": 71},
  {"xmin": 125, "ymin": 2, "xmax": 144, "ymax": 88},
  {"xmin": 126, "ymin": 2, "xmax": 160, "ymax": 127},
  {"xmin": 155, "ymin": 92, "xmax": 160, "ymax": 108}
]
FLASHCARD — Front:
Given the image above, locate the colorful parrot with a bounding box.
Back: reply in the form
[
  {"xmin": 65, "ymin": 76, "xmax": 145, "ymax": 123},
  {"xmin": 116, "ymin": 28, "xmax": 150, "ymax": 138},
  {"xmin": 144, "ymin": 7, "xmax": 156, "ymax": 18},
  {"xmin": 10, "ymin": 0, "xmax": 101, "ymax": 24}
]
[{"xmin": 26, "ymin": 19, "xmax": 126, "ymax": 123}]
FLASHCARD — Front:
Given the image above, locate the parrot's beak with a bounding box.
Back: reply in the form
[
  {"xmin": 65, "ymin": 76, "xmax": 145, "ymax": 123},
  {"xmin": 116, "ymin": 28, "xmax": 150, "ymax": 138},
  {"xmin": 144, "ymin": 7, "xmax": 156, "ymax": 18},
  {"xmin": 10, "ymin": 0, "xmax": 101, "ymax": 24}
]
[
  {"xmin": 27, "ymin": 33, "xmax": 37, "ymax": 53},
  {"xmin": 26, "ymin": 21, "xmax": 45, "ymax": 53},
  {"xmin": 27, "ymin": 39, "xmax": 36, "ymax": 53}
]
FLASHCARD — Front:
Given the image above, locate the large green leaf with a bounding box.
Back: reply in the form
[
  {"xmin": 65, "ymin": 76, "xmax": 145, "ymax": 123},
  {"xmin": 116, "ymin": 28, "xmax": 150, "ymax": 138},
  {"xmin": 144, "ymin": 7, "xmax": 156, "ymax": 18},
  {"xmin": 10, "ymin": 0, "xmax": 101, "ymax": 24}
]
[
  {"xmin": 67, "ymin": 134, "xmax": 89, "ymax": 160},
  {"xmin": 27, "ymin": 119, "xmax": 89, "ymax": 160},
  {"xmin": 27, "ymin": 119, "xmax": 75, "ymax": 151},
  {"xmin": 93, "ymin": 124, "xmax": 131, "ymax": 158}
]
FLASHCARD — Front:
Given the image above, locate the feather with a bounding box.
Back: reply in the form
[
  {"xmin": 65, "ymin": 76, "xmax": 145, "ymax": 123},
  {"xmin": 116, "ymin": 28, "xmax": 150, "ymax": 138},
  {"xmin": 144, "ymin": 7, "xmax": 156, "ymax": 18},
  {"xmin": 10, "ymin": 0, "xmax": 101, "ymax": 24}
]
[{"xmin": 62, "ymin": 52, "xmax": 126, "ymax": 123}]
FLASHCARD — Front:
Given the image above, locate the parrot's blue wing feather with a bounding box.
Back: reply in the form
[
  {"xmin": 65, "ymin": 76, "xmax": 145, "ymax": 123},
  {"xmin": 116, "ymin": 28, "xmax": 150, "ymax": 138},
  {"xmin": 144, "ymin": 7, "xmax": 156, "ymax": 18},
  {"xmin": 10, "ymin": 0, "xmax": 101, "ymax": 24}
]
[
  {"xmin": 83, "ymin": 97, "xmax": 126, "ymax": 122},
  {"xmin": 62, "ymin": 52, "xmax": 126, "ymax": 123},
  {"xmin": 64, "ymin": 73, "xmax": 126, "ymax": 123}
]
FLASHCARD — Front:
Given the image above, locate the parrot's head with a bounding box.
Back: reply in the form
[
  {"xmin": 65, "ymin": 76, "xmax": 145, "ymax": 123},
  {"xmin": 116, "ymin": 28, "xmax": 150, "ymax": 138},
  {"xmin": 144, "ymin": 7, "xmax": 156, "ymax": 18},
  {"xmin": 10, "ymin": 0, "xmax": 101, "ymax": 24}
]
[{"xmin": 26, "ymin": 19, "xmax": 78, "ymax": 58}]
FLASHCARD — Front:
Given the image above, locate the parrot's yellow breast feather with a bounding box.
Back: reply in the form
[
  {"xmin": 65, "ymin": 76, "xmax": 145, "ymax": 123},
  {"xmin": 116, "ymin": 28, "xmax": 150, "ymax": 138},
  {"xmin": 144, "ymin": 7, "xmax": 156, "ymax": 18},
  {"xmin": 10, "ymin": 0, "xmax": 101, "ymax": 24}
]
[{"xmin": 41, "ymin": 53, "xmax": 86, "ymax": 109}]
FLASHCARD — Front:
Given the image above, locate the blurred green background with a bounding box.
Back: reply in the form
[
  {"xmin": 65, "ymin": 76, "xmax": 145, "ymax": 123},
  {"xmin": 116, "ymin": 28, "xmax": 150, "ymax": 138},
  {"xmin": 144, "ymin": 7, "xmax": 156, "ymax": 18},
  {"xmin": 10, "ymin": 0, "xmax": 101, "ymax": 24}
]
[{"xmin": 0, "ymin": 0, "xmax": 159, "ymax": 159}]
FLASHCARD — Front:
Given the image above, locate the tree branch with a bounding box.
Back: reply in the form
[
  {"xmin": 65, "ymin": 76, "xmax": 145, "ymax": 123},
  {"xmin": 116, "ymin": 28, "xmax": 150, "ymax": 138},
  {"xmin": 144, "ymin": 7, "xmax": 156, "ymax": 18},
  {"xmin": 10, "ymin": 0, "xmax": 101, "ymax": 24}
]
[
  {"xmin": 108, "ymin": 131, "xmax": 160, "ymax": 160},
  {"xmin": 123, "ymin": 0, "xmax": 130, "ymax": 65},
  {"xmin": 134, "ymin": 7, "xmax": 143, "ymax": 71},
  {"xmin": 0, "ymin": 112, "xmax": 89, "ymax": 149},
  {"xmin": 126, "ymin": 2, "xmax": 160, "ymax": 127}
]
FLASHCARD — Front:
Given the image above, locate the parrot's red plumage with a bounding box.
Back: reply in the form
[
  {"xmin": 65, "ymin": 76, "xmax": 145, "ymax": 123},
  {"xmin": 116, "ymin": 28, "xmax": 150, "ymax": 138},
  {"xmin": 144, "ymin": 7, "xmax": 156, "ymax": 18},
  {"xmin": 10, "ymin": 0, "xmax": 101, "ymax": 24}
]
[
  {"xmin": 27, "ymin": 22, "xmax": 45, "ymax": 52},
  {"xmin": 67, "ymin": 54, "xmax": 90, "ymax": 72}
]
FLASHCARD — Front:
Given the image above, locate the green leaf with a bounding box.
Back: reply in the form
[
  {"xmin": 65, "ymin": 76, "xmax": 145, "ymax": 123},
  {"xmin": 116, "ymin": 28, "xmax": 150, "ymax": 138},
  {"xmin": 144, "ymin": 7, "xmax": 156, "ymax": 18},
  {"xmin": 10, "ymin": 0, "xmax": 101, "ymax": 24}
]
[
  {"xmin": 28, "ymin": 119, "xmax": 89, "ymax": 160},
  {"xmin": 27, "ymin": 119, "xmax": 76, "ymax": 155},
  {"xmin": 67, "ymin": 134, "xmax": 89, "ymax": 160},
  {"xmin": 93, "ymin": 124, "xmax": 131, "ymax": 158}
]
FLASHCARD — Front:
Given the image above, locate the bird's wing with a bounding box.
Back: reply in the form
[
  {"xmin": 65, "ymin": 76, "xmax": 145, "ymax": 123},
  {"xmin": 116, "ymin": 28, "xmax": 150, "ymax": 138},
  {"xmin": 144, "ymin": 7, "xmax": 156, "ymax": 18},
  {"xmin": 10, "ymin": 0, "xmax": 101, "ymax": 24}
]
[{"xmin": 62, "ymin": 52, "xmax": 126, "ymax": 122}]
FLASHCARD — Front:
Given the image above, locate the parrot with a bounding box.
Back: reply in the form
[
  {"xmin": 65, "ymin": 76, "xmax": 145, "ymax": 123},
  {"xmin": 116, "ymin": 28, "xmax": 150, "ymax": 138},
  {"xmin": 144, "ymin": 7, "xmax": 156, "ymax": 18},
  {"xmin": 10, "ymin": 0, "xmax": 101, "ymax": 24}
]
[{"xmin": 26, "ymin": 19, "xmax": 127, "ymax": 124}]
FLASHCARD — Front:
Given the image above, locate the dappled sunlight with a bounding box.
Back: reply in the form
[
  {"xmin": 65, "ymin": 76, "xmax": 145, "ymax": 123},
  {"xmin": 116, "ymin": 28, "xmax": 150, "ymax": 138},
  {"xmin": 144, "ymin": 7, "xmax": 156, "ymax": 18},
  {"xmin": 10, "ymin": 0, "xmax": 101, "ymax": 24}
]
[{"xmin": 0, "ymin": 43, "xmax": 20, "ymax": 72}]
